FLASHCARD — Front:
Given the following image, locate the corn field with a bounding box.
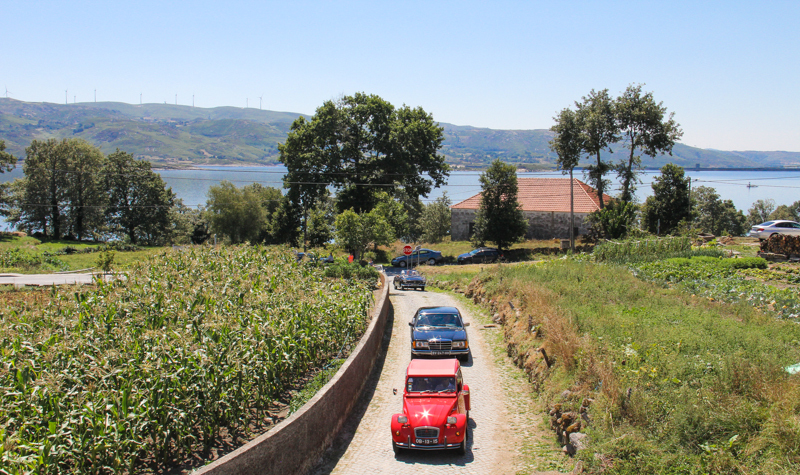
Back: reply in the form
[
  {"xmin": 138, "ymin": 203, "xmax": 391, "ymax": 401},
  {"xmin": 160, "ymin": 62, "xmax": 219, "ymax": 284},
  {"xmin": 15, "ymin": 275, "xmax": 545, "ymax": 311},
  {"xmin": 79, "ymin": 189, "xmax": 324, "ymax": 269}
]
[
  {"xmin": 0, "ymin": 246, "xmax": 373, "ymax": 474},
  {"xmin": 593, "ymin": 236, "xmax": 723, "ymax": 264}
]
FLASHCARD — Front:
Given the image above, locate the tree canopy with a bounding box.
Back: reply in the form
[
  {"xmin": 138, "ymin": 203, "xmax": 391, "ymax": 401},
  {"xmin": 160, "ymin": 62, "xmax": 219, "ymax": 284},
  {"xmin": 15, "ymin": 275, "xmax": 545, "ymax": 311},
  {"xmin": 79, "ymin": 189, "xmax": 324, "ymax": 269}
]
[
  {"xmin": 575, "ymin": 89, "xmax": 618, "ymax": 209},
  {"xmin": 334, "ymin": 208, "xmax": 394, "ymax": 260},
  {"xmin": 615, "ymin": 84, "xmax": 683, "ymax": 202},
  {"xmin": 471, "ymin": 160, "xmax": 528, "ymax": 250},
  {"xmin": 420, "ymin": 192, "xmax": 452, "ymax": 243},
  {"xmin": 641, "ymin": 163, "xmax": 692, "ymax": 235},
  {"xmin": 104, "ymin": 149, "xmax": 176, "ymax": 245},
  {"xmin": 692, "ymin": 185, "xmax": 746, "ymax": 236},
  {"xmin": 279, "ymin": 92, "xmax": 449, "ymax": 236},
  {"xmin": 0, "ymin": 140, "xmax": 17, "ymax": 173},
  {"xmin": 552, "ymin": 85, "xmax": 682, "ymax": 206}
]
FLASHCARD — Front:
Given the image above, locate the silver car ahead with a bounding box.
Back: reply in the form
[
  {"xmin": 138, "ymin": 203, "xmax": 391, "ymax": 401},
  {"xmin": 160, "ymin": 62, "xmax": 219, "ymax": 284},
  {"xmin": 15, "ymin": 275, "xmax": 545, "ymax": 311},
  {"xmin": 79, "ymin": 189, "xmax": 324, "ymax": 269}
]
[{"xmin": 749, "ymin": 220, "xmax": 800, "ymax": 241}]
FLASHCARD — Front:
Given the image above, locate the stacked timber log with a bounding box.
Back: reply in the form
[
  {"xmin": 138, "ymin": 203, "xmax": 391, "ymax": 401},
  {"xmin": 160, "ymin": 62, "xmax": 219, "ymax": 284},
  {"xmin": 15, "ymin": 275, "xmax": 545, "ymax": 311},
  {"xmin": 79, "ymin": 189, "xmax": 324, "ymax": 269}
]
[{"xmin": 759, "ymin": 234, "xmax": 800, "ymax": 261}]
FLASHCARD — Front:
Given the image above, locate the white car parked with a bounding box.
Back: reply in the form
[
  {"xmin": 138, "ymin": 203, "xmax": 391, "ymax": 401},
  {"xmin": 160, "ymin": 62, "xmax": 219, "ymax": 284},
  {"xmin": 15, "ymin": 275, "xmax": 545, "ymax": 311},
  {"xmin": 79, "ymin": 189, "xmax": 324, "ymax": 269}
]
[{"xmin": 748, "ymin": 220, "xmax": 800, "ymax": 241}]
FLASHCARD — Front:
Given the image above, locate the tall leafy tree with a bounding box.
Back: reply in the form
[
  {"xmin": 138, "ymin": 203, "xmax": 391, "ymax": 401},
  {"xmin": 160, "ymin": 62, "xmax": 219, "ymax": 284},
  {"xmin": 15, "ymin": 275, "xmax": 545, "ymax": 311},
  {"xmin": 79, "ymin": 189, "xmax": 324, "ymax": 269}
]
[
  {"xmin": 304, "ymin": 197, "xmax": 335, "ymax": 248},
  {"xmin": 692, "ymin": 185, "xmax": 746, "ymax": 236},
  {"xmin": 0, "ymin": 140, "xmax": 17, "ymax": 172},
  {"xmin": 279, "ymin": 92, "xmax": 448, "ymax": 222},
  {"xmin": 420, "ymin": 192, "xmax": 452, "ymax": 243},
  {"xmin": 64, "ymin": 139, "xmax": 106, "ymax": 240},
  {"xmin": 641, "ymin": 163, "xmax": 692, "ymax": 235},
  {"xmin": 206, "ymin": 181, "xmax": 273, "ymax": 244},
  {"xmin": 615, "ymin": 84, "xmax": 683, "ymax": 203},
  {"xmin": 472, "ymin": 160, "xmax": 527, "ymax": 250},
  {"xmin": 373, "ymin": 191, "xmax": 409, "ymax": 244},
  {"xmin": 747, "ymin": 199, "xmax": 776, "ymax": 226},
  {"xmin": 550, "ymin": 108, "xmax": 583, "ymax": 173},
  {"xmin": 334, "ymin": 208, "xmax": 394, "ymax": 260},
  {"xmin": 769, "ymin": 202, "xmax": 800, "ymax": 222},
  {"xmin": 0, "ymin": 141, "xmax": 17, "ymax": 219},
  {"xmin": 550, "ymin": 107, "xmax": 584, "ymax": 245},
  {"xmin": 17, "ymin": 139, "xmax": 71, "ymax": 237},
  {"xmin": 104, "ymin": 149, "xmax": 175, "ymax": 245},
  {"xmin": 575, "ymin": 89, "xmax": 618, "ymax": 209}
]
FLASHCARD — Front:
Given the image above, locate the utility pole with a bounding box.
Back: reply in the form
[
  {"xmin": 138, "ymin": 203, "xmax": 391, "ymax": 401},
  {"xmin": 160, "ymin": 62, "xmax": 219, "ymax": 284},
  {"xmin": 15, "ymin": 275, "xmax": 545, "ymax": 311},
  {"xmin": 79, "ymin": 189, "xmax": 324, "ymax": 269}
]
[{"xmin": 569, "ymin": 169, "xmax": 575, "ymax": 251}]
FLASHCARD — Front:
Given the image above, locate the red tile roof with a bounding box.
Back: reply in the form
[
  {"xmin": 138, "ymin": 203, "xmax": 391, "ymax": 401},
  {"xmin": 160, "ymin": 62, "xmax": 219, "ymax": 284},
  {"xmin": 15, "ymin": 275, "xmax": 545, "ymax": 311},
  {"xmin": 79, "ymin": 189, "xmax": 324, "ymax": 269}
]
[{"xmin": 450, "ymin": 178, "xmax": 612, "ymax": 213}]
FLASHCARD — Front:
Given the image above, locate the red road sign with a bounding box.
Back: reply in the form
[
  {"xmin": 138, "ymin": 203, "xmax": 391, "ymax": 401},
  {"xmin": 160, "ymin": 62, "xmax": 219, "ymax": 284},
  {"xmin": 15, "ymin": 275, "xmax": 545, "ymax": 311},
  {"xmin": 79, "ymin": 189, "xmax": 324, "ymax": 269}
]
[{"xmin": 403, "ymin": 245, "xmax": 413, "ymax": 256}]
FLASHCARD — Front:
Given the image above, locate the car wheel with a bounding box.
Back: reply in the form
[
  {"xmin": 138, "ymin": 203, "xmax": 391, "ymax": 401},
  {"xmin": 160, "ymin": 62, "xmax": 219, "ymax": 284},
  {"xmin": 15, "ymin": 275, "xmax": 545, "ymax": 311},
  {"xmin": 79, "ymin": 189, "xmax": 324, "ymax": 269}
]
[
  {"xmin": 398, "ymin": 261, "xmax": 406, "ymax": 268},
  {"xmin": 410, "ymin": 351, "xmax": 414, "ymax": 360},
  {"xmin": 458, "ymin": 353, "xmax": 468, "ymax": 363},
  {"xmin": 421, "ymin": 287, "xmax": 425, "ymax": 291},
  {"xmin": 393, "ymin": 440, "xmax": 402, "ymax": 455},
  {"xmin": 428, "ymin": 258, "xmax": 436, "ymax": 265},
  {"xmin": 457, "ymin": 435, "xmax": 467, "ymax": 455}
]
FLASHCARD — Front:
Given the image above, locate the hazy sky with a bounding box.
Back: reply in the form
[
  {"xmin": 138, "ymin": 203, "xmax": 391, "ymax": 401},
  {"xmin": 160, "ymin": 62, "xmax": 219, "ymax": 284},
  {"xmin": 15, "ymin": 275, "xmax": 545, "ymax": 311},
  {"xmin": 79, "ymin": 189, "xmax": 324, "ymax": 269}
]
[{"xmin": 3, "ymin": 1, "xmax": 799, "ymax": 151}]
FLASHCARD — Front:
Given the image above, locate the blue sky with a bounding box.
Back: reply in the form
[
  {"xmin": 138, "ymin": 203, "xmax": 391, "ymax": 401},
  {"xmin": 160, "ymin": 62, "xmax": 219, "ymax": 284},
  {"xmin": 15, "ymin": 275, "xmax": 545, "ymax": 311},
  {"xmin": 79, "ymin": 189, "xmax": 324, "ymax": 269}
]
[{"xmin": 3, "ymin": 1, "xmax": 799, "ymax": 151}]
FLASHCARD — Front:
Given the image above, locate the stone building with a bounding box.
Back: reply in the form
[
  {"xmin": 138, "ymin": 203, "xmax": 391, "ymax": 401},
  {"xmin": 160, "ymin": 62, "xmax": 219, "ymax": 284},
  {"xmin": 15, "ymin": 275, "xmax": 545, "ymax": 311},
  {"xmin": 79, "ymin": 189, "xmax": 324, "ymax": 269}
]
[{"xmin": 450, "ymin": 177, "xmax": 612, "ymax": 241}]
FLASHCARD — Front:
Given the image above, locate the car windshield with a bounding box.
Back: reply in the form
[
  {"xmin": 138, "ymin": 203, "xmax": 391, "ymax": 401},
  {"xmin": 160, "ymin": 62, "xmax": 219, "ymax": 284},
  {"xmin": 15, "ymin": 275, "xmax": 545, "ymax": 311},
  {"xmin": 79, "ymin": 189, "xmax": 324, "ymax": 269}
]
[
  {"xmin": 407, "ymin": 376, "xmax": 456, "ymax": 393},
  {"xmin": 469, "ymin": 249, "xmax": 480, "ymax": 256},
  {"xmin": 416, "ymin": 313, "xmax": 461, "ymax": 328}
]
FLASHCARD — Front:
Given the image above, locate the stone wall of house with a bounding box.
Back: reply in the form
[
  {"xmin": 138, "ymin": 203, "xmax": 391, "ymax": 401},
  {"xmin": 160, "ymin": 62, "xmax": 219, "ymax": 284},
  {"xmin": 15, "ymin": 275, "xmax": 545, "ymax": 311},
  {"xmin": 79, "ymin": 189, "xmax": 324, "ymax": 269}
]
[
  {"xmin": 451, "ymin": 209, "xmax": 476, "ymax": 241},
  {"xmin": 450, "ymin": 208, "xmax": 592, "ymax": 241}
]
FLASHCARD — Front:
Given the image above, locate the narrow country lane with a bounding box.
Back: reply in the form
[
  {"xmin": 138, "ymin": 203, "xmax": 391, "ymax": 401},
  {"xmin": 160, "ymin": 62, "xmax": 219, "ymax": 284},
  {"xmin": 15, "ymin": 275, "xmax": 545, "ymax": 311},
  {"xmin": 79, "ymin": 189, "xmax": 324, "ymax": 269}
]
[{"xmin": 313, "ymin": 274, "xmax": 569, "ymax": 475}]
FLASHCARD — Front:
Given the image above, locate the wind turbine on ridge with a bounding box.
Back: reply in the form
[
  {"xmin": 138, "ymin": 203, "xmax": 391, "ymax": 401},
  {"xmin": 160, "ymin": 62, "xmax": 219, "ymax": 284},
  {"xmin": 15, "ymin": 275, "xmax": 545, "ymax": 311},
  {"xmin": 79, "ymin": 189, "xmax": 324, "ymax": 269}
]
[{"xmin": 259, "ymin": 94, "xmax": 263, "ymax": 110}]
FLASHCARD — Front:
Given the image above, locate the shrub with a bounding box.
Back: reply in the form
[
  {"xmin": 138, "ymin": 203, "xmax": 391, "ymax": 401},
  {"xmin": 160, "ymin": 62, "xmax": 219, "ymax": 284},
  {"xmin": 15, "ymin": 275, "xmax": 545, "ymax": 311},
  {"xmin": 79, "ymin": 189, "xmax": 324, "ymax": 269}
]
[{"xmin": 322, "ymin": 261, "xmax": 380, "ymax": 287}]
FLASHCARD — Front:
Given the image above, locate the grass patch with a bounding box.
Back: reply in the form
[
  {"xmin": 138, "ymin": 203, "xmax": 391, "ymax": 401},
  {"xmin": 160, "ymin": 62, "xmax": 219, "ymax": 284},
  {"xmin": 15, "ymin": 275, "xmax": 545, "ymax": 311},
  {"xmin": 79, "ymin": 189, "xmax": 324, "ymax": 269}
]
[
  {"xmin": 449, "ymin": 260, "xmax": 800, "ymax": 473},
  {"xmin": 0, "ymin": 233, "xmax": 162, "ymax": 273}
]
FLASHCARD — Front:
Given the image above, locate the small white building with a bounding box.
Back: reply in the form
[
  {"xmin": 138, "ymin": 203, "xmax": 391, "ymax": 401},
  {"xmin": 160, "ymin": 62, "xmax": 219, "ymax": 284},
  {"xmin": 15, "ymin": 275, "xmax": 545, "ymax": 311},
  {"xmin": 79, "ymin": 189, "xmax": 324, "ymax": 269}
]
[{"xmin": 450, "ymin": 177, "xmax": 612, "ymax": 241}]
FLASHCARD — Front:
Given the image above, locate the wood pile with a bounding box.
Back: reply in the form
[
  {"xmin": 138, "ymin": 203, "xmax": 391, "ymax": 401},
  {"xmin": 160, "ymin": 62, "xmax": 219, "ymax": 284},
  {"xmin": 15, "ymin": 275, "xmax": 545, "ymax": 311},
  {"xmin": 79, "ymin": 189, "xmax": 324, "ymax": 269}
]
[{"xmin": 760, "ymin": 234, "xmax": 800, "ymax": 256}]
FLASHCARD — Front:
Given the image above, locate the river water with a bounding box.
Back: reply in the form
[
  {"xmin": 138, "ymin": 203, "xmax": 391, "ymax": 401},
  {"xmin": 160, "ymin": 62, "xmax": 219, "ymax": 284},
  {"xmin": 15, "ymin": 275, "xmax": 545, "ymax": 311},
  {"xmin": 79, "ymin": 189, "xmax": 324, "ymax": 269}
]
[
  {"xmin": 1, "ymin": 165, "xmax": 799, "ymax": 218},
  {"xmin": 156, "ymin": 166, "xmax": 800, "ymax": 213}
]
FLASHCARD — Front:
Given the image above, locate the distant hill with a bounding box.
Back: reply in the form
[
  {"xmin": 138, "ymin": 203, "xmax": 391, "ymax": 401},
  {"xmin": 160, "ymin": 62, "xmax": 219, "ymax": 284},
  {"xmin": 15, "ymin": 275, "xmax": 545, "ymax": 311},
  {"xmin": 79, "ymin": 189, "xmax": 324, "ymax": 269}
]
[{"xmin": 2, "ymin": 98, "xmax": 799, "ymax": 169}]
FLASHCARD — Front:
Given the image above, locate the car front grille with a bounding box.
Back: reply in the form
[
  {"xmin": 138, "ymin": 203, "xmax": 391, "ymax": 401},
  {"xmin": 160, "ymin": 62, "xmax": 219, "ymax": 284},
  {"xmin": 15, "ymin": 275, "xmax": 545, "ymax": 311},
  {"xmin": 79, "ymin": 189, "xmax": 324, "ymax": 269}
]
[
  {"xmin": 415, "ymin": 427, "xmax": 439, "ymax": 439},
  {"xmin": 428, "ymin": 340, "xmax": 452, "ymax": 351}
]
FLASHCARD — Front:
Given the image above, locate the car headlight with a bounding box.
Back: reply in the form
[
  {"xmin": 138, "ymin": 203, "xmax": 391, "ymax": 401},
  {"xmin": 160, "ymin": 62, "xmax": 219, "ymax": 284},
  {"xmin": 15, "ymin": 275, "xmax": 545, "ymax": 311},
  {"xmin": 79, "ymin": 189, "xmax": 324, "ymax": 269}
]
[
  {"xmin": 398, "ymin": 415, "xmax": 408, "ymax": 424},
  {"xmin": 452, "ymin": 341, "xmax": 468, "ymax": 349},
  {"xmin": 414, "ymin": 340, "xmax": 429, "ymax": 348},
  {"xmin": 447, "ymin": 416, "xmax": 457, "ymax": 424}
]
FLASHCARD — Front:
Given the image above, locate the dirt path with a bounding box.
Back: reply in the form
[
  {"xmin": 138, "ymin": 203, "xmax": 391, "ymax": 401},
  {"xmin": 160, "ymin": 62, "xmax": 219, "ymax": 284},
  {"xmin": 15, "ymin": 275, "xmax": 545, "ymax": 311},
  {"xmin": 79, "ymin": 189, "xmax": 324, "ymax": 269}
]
[{"xmin": 312, "ymin": 277, "xmax": 569, "ymax": 475}]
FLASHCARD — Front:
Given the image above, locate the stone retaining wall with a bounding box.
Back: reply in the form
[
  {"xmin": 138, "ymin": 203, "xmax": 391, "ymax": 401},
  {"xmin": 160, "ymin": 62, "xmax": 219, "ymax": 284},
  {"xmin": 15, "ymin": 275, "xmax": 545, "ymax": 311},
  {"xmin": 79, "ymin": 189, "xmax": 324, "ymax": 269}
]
[
  {"xmin": 451, "ymin": 208, "xmax": 591, "ymax": 241},
  {"xmin": 194, "ymin": 273, "xmax": 390, "ymax": 475}
]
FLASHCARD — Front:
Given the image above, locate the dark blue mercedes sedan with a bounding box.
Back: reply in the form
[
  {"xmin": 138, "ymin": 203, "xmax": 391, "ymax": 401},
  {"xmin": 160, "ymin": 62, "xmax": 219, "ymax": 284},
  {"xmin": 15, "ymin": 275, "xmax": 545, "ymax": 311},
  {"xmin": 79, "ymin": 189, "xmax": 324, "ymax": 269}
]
[{"xmin": 408, "ymin": 306, "xmax": 470, "ymax": 362}]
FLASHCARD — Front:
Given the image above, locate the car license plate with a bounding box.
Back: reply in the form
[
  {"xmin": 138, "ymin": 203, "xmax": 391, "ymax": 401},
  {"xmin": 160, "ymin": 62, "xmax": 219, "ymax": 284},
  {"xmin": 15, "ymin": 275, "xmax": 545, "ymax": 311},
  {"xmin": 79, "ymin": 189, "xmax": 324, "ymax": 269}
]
[
  {"xmin": 430, "ymin": 351, "xmax": 448, "ymax": 355},
  {"xmin": 415, "ymin": 438, "xmax": 437, "ymax": 445}
]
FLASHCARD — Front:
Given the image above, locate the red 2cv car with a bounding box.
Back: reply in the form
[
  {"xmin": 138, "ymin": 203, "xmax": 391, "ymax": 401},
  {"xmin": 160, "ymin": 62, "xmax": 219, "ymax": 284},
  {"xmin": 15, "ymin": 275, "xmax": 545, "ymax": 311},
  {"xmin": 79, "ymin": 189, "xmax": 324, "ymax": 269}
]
[{"xmin": 390, "ymin": 358, "xmax": 470, "ymax": 455}]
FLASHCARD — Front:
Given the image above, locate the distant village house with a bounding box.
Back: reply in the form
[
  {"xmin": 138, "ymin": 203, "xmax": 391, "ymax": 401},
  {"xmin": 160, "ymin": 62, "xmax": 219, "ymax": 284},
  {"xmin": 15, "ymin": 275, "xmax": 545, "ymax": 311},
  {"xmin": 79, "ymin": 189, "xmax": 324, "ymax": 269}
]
[{"xmin": 450, "ymin": 177, "xmax": 612, "ymax": 241}]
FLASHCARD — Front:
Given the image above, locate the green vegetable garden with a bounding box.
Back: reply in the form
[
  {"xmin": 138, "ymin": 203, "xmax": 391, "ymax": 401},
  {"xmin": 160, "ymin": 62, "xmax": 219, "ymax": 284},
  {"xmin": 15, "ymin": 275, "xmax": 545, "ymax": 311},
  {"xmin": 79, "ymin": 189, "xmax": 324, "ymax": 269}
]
[{"xmin": 0, "ymin": 246, "xmax": 374, "ymax": 474}]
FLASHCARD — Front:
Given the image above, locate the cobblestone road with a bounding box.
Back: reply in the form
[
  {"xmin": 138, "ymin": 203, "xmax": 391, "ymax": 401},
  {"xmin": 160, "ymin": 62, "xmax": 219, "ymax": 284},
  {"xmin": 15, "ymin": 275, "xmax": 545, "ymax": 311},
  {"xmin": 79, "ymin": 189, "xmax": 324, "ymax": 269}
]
[{"xmin": 313, "ymin": 277, "xmax": 569, "ymax": 475}]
